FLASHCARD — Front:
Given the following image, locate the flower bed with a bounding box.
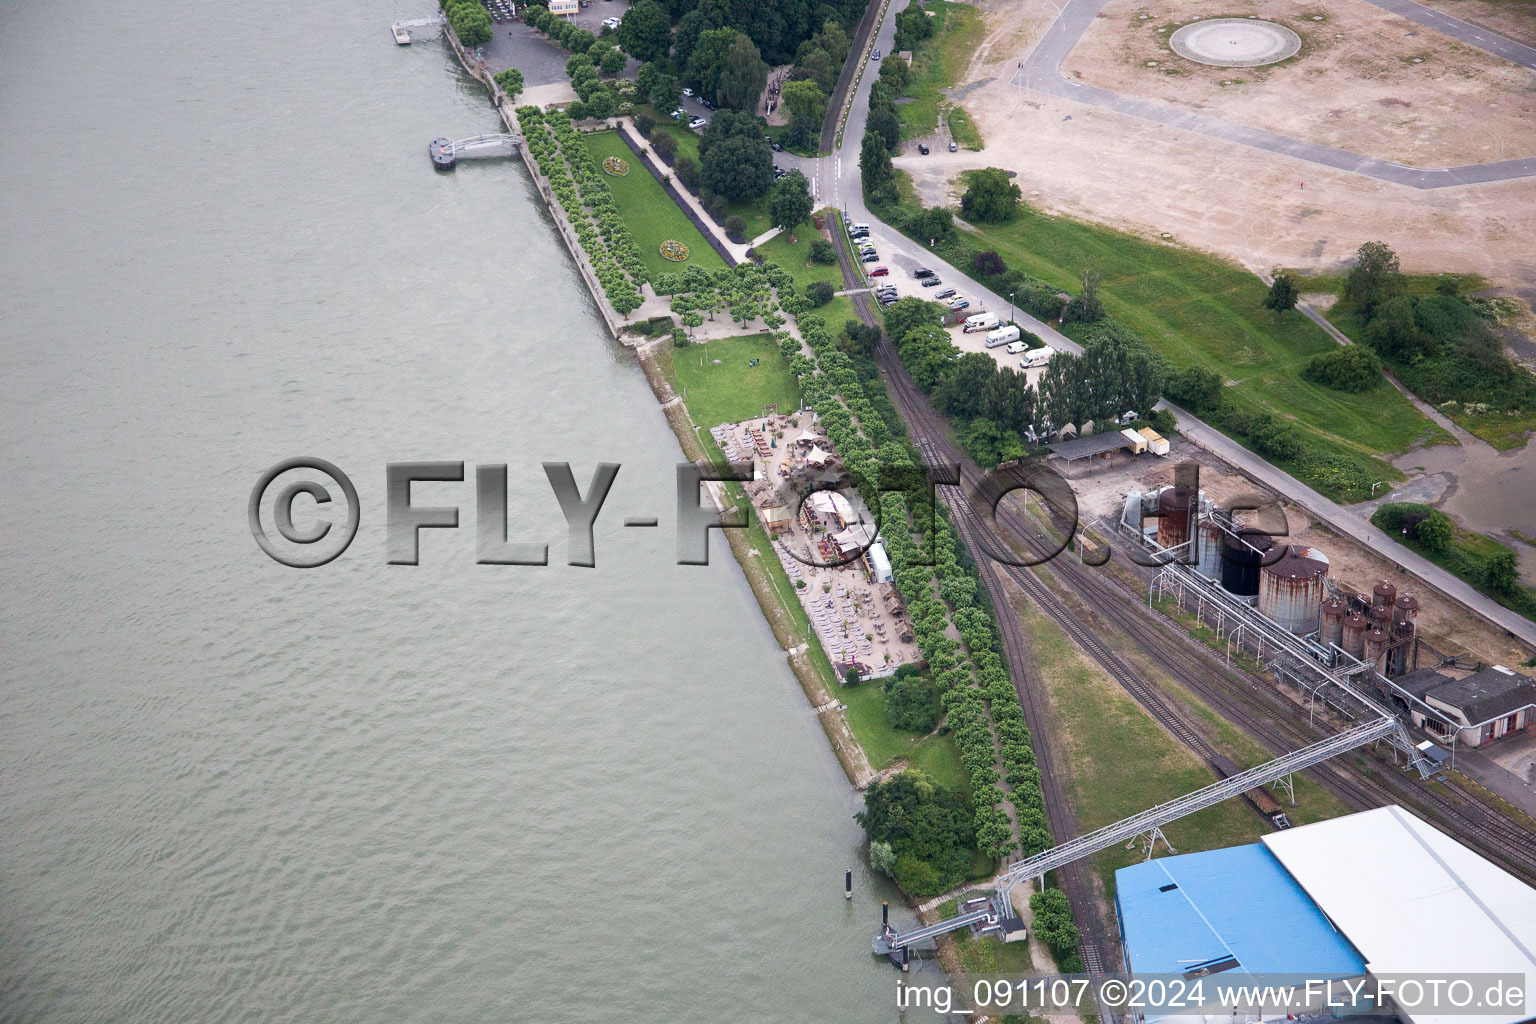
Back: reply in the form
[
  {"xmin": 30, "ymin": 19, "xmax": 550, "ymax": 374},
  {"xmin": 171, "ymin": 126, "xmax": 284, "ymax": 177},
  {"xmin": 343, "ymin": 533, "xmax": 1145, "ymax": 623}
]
[
  {"xmin": 659, "ymin": 240, "xmax": 688, "ymax": 262},
  {"xmin": 602, "ymin": 155, "xmax": 628, "ymax": 176}
]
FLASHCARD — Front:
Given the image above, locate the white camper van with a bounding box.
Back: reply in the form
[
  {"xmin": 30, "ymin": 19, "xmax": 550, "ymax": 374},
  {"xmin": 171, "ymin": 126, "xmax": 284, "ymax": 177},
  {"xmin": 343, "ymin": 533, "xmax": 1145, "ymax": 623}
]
[
  {"xmin": 962, "ymin": 312, "xmax": 1000, "ymax": 333},
  {"xmin": 1019, "ymin": 346, "xmax": 1054, "ymax": 368},
  {"xmin": 984, "ymin": 325, "xmax": 1021, "ymax": 348},
  {"xmin": 1005, "ymin": 340, "xmax": 1028, "ymax": 355}
]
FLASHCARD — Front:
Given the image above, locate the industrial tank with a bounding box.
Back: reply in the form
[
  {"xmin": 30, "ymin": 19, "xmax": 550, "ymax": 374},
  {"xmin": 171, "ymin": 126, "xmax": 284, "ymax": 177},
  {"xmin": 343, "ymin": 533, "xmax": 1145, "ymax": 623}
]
[
  {"xmin": 1371, "ymin": 581, "xmax": 1397, "ymax": 626},
  {"xmin": 1257, "ymin": 545, "xmax": 1331, "ymax": 634},
  {"xmin": 1219, "ymin": 531, "xmax": 1272, "ymax": 598},
  {"xmin": 1156, "ymin": 484, "xmax": 1196, "ymax": 554},
  {"xmin": 1392, "ymin": 594, "xmax": 1419, "ymax": 629},
  {"xmin": 1342, "ymin": 613, "xmax": 1368, "ymax": 659},
  {"xmin": 1320, "ymin": 597, "xmax": 1345, "ymax": 650},
  {"xmin": 1122, "ymin": 489, "xmax": 1143, "ymax": 532},
  {"xmin": 1196, "ymin": 517, "xmax": 1224, "ymax": 580},
  {"xmin": 1364, "ymin": 627, "xmax": 1391, "ymax": 672}
]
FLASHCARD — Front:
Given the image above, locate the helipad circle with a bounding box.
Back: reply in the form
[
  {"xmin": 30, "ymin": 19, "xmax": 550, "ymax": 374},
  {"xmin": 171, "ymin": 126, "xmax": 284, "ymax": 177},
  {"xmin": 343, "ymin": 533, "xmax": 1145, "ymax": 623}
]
[{"xmin": 1170, "ymin": 18, "xmax": 1301, "ymax": 67}]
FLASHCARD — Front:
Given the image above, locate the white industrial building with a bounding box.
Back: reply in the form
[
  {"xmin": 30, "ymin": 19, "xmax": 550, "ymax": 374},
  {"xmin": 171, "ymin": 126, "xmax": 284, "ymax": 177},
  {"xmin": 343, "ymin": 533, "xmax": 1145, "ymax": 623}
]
[{"xmin": 1117, "ymin": 805, "xmax": 1536, "ymax": 1024}]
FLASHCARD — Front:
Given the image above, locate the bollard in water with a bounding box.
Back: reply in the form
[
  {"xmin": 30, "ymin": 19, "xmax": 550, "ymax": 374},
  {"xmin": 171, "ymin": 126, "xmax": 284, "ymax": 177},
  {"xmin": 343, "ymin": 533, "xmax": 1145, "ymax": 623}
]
[
  {"xmin": 845, "ymin": 869, "xmax": 853, "ymax": 899},
  {"xmin": 882, "ymin": 900, "xmax": 889, "ymax": 926}
]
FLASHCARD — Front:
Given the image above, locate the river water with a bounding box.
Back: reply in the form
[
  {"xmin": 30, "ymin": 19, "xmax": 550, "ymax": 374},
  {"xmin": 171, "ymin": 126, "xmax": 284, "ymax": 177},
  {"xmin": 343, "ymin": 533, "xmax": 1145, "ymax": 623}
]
[{"xmin": 0, "ymin": 1, "xmax": 917, "ymax": 1020}]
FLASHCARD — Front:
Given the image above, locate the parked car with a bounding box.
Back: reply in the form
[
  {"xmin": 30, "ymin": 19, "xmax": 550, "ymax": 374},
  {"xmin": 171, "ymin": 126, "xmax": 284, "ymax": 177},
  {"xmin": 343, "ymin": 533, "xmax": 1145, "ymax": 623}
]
[
  {"xmin": 688, "ymin": 117, "xmax": 707, "ymax": 130},
  {"xmin": 770, "ymin": 141, "xmax": 783, "ymax": 152},
  {"xmin": 671, "ymin": 108, "xmax": 686, "ymax": 120},
  {"xmin": 1005, "ymin": 340, "xmax": 1028, "ymax": 355},
  {"xmin": 682, "ymin": 87, "xmax": 695, "ymax": 97},
  {"xmin": 917, "ymin": 143, "xmax": 929, "ymax": 155},
  {"xmin": 913, "ymin": 267, "xmax": 935, "ymax": 278},
  {"xmin": 869, "ymin": 266, "xmax": 889, "ymax": 277},
  {"xmin": 700, "ymin": 97, "xmax": 716, "ymax": 110},
  {"xmin": 861, "ymin": 252, "xmax": 880, "ymax": 263},
  {"xmin": 948, "ymin": 299, "xmax": 969, "ymax": 311},
  {"xmin": 935, "ymin": 287, "xmax": 956, "ymax": 299},
  {"xmin": 601, "ymin": 16, "xmax": 620, "ymax": 28},
  {"xmin": 871, "ymin": 48, "xmax": 881, "ymax": 60},
  {"xmin": 948, "ymin": 140, "xmax": 958, "ymax": 152},
  {"xmin": 920, "ymin": 276, "xmax": 943, "ymax": 287}
]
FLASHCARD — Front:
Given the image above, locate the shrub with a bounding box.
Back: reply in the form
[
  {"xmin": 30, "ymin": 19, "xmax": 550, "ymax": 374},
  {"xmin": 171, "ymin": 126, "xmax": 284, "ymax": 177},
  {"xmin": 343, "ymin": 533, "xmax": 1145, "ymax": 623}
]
[
  {"xmin": 884, "ymin": 673, "xmax": 937, "ymax": 732},
  {"xmin": 1302, "ymin": 344, "xmax": 1380, "ymax": 392},
  {"xmin": 809, "ymin": 239, "xmax": 837, "ymax": 264},
  {"xmin": 807, "ymin": 280, "xmax": 836, "ymax": 306},
  {"xmin": 674, "ymin": 154, "xmax": 701, "ymax": 190},
  {"xmin": 634, "ymin": 112, "xmax": 654, "ymax": 137},
  {"xmin": 971, "ymin": 249, "xmax": 1005, "ymax": 278},
  {"xmin": 650, "ymin": 131, "xmax": 677, "ymax": 162},
  {"xmin": 1166, "ymin": 366, "xmax": 1224, "ymax": 413},
  {"xmin": 723, "ymin": 214, "xmax": 747, "ymax": 242}
]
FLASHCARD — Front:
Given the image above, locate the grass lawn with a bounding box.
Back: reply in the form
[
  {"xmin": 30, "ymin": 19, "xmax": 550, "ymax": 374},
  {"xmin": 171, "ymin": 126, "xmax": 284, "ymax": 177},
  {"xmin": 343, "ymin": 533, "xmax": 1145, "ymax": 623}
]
[
  {"xmin": 756, "ymin": 227, "xmax": 845, "ymax": 289},
  {"xmin": 840, "ymin": 675, "xmax": 970, "ymax": 791},
  {"xmin": 659, "ymin": 334, "xmax": 803, "ymax": 429},
  {"xmin": 938, "ymin": 205, "xmax": 1450, "ymax": 500},
  {"xmin": 897, "ymin": 1, "xmax": 987, "ymax": 149},
  {"xmin": 638, "ymin": 106, "xmax": 702, "ymax": 165},
  {"xmin": 1013, "ymin": 593, "xmax": 1282, "ymax": 899},
  {"xmin": 581, "ymin": 131, "xmax": 726, "ymax": 281}
]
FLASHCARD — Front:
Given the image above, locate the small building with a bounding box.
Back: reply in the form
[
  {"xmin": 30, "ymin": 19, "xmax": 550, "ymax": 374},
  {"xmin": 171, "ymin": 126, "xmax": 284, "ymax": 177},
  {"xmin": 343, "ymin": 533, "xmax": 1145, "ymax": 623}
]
[
  {"xmin": 1420, "ymin": 665, "xmax": 1536, "ymax": 748},
  {"xmin": 864, "ymin": 540, "xmax": 894, "ymax": 583},
  {"xmin": 548, "ymin": 0, "xmax": 579, "ymax": 16},
  {"xmin": 1045, "ymin": 431, "xmax": 1134, "ymax": 475},
  {"xmin": 758, "ymin": 504, "xmax": 793, "ymax": 535}
]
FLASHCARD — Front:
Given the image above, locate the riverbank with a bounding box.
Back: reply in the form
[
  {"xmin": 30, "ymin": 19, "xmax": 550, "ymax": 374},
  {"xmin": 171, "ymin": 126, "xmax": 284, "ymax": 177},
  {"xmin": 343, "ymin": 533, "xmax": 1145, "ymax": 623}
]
[{"xmin": 442, "ymin": 27, "xmax": 880, "ymax": 787}]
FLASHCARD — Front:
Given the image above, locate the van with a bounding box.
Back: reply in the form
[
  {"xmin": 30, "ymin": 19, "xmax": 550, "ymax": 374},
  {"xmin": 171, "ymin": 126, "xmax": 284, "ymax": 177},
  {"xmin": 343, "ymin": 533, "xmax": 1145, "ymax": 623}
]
[
  {"xmin": 1019, "ymin": 345, "xmax": 1054, "ymax": 368},
  {"xmin": 962, "ymin": 312, "xmax": 1000, "ymax": 333},
  {"xmin": 985, "ymin": 325, "xmax": 1021, "ymax": 348},
  {"xmin": 1005, "ymin": 340, "xmax": 1027, "ymax": 355},
  {"xmin": 847, "ymin": 222, "xmax": 869, "ymax": 237}
]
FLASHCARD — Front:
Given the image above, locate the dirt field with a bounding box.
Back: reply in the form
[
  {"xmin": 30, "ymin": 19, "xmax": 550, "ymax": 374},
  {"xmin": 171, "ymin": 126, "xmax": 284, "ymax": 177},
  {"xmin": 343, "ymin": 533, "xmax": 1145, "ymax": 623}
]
[
  {"xmin": 903, "ymin": 0, "xmax": 1536, "ymax": 303},
  {"xmin": 1065, "ymin": 0, "xmax": 1536, "ymax": 166}
]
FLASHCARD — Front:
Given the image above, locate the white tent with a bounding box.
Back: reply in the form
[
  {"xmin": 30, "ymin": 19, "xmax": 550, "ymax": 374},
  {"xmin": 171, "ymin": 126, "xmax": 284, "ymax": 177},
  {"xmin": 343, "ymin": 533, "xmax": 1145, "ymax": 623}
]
[{"xmin": 806, "ymin": 445, "xmax": 833, "ymax": 467}]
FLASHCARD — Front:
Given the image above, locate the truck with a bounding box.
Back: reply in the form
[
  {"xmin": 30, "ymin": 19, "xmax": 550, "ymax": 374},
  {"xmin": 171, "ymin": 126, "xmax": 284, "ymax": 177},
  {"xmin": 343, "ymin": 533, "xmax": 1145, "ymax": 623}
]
[
  {"xmin": 962, "ymin": 312, "xmax": 1000, "ymax": 333},
  {"xmin": 984, "ymin": 325, "xmax": 1021, "ymax": 348},
  {"xmin": 1018, "ymin": 345, "xmax": 1054, "ymax": 367}
]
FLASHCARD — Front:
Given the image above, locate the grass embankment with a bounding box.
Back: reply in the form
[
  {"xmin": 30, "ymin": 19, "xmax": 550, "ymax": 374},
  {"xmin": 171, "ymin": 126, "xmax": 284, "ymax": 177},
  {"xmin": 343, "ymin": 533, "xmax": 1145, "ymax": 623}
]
[
  {"xmin": 1295, "ymin": 273, "xmax": 1536, "ymax": 450},
  {"xmin": 897, "ymin": 0, "xmax": 986, "ymax": 150},
  {"xmin": 919, "ymin": 198, "xmax": 1449, "ymax": 500},
  {"xmin": 582, "ymin": 131, "xmax": 727, "ymax": 280},
  {"xmin": 1009, "ymin": 589, "xmax": 1342, "ymax": 899},
  {"xmin": 1370, "ymin": 504, "xmax": 1536, "ymax": 621}
]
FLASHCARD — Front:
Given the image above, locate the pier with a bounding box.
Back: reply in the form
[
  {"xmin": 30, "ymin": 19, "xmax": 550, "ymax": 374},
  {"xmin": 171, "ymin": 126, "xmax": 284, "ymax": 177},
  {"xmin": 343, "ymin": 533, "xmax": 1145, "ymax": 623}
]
[
  {"xmin": 429, "ymin": 134, "xmax": 523, "ymax": 170},
  {"xmin": 390, "ymin": 15, "xmax": 445, "ymax": 44}
]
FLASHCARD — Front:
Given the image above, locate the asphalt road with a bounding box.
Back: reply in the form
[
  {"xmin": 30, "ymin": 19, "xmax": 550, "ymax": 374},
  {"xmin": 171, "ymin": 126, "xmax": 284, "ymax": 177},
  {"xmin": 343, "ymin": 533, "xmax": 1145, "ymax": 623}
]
[{"xmin": 1010, "ymin": 0, "xmax": 1536, "ymax": 188}]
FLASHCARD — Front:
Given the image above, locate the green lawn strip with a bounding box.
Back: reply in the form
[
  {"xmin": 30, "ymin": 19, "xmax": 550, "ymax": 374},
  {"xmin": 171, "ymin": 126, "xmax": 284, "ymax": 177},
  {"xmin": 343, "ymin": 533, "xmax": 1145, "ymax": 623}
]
[
  {"xmin": 1013, "ymin": 595, "xmax": 1274, "ymax": 899},
  {"xmin": 637, "ymin": 105, "xmax": 702, "ymax": 165},
  {"xmin": 659, "ymin": 334, "xmax": 803, "ymax": 429},
  {"xmin": 581, "ymin": 131, "xmax": 727, "ymax": 280},
  {"xmin": 934, "ymin": 893, "xmax": 1036, "ymax": 973},
  {"xmin": 841, "ymin": 678, "xmax": 970, "ymax": 791},
  {"xmin": 1370, "ymin": 507, "xmax": 1536, "ymax": 621},
  {"xmin": 897, "ymin": 1, "xmax": 987, "ymax": 144},
  {"xmin": 755, "ymin": 229, "xmax": 845, "ymax": 289}
]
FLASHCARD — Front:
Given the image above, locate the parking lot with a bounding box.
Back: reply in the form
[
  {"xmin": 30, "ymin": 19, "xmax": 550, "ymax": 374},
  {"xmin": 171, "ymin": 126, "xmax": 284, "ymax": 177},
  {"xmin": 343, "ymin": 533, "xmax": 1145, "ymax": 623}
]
[{"xmin": 476, "ymin": 2, "xmax": 638, "ymax": 84}]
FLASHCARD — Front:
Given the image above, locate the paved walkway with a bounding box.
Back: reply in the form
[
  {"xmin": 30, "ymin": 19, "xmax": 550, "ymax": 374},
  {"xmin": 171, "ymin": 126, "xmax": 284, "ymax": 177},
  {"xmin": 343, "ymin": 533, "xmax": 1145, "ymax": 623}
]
[
  {"xmin": 1009, "ymin": 0, "xmax": 1536, "ymax": 188},
  {"xmin": 617, "ymin": 117, "xmax": 753, "ymax": 264}
]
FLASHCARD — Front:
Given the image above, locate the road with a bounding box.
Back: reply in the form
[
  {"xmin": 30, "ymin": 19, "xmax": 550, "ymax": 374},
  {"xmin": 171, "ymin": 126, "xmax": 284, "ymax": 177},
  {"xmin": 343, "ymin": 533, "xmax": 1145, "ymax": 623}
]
[
  {"xmin": 1010, "ymin": 0, "xmax": 1536, "ymax": 188},
  {"xmin": 808, "ymin": 0, "xmax": 1536, "ymax": 649}
]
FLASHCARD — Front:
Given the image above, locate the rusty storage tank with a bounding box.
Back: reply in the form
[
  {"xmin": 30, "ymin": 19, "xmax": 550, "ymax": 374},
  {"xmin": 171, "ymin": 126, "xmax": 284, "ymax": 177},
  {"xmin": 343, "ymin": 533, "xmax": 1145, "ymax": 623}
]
[
  {"xmin": 1320, "ymin": 597, "xmax": 1346, "ymax": 650},
  {"xmin": 1156, "ymin": 484, "xmax": 1196, "ymax": 554},
  {"xmin": 1391, "ymin": 594, "xmax": 1419, "ymax": 629},
  {"xmin": 1371, "ymin": 581, "xmax": 1398, "ymax": 625},
  {"xmin": 1219, "ymin": 531, "xmax": 1272, "ymax": 598},
  {"xmin": 1342, "ymin": 613, "xmax": 1369, "ymax": 659},
  {"xmin": 1364, "ymin": 627, "xmax": 1391, "ymax": 672},
  {"xmin": 1258, "ymin": 545, "xmax": 1331, "ymax": 634}
]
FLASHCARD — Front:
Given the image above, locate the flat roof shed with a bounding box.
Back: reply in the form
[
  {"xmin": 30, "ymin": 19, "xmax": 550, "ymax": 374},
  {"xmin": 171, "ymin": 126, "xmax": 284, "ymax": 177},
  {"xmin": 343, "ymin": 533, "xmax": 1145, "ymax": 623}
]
[{"xmin": 1046, "ymin": 432, "xmax": 1131, "ymax": 462}]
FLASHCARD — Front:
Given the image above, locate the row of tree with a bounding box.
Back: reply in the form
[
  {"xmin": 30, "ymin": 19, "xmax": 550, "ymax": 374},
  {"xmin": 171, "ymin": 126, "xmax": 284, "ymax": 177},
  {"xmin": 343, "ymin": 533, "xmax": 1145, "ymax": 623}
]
[{"xmin": 441, "ymin": 0, "xmax": 492, "ymax": 46}]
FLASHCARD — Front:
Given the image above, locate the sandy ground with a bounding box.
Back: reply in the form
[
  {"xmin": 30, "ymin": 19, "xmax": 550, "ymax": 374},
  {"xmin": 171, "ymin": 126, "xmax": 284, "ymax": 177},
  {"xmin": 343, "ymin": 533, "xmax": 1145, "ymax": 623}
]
[
  {"xmin": 904, "ymin": 0, "xmax": 1536, "ymax": 304},
  {"xmin": 1422, "ymin": 0, "xmax": 1536, "ymax": 47},
  {"xmin": 1065, "ymin": 0, "xmax": 1536, "ymax": 167},
  {"xmin": 1065, "ymin": 444, "xmax": 1536, "ymax": 666}
]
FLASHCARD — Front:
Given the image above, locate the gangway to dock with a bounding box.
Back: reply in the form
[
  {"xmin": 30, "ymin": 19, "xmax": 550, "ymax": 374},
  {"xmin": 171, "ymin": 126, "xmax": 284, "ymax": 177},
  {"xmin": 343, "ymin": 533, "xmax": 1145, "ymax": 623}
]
[
  {"xmin": 873, "ymin": 902, "xmax": 999, "ymax": 955},
  {"xmin": 391, "ymin": 14, "xmax": 445, "ymax": 43},
  {"xmin": 429, "ymin": 134, "xmax": 523, "ymax": 169}
]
